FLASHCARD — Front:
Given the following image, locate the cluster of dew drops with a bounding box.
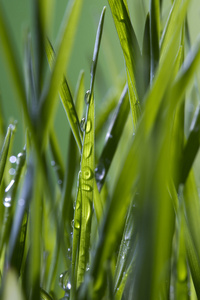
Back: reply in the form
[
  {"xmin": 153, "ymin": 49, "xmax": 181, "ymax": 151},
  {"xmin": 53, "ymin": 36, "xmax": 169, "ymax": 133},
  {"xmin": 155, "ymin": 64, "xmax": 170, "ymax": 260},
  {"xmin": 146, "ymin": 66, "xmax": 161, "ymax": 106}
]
[{"xmin": 3, "ymin": 152, "xmax": 24, "ymax": 208}]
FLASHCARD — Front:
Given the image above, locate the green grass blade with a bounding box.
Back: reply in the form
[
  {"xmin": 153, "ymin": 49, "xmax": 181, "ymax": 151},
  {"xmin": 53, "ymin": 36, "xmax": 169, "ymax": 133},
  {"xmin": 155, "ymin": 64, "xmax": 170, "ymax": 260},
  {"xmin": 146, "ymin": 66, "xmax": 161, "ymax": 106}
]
[
  {"xmin": 74, "ymin": 70, "xmax": 85, "ymax": 120},
  {"xmin": 107, "ymin": 0, "xmax": 142, "ymax": 125},
  {"xmin": 0, "ymin": 125, "xmax": 15, "ymax": 185},
  {"xmin": 149, "ymin": 0, "xmax": 160, "ymax": 82},
  {"xmin": 95, "ymin": 84, "xmax": 129, "ymax": 192},
  {"xmin": 142, "ymin": 13, "xmax": 150, "ymax": 91},
  {"xmin": 41, "ymin": 0, "xmax": 83, "ymax": 147},
  {"xmin": 45, "ymin": 40, "xmax": 83, "ymax": 151},
  {"xmin": 77, "ymin": 92, "xmax": 95, "ymax": 286}
]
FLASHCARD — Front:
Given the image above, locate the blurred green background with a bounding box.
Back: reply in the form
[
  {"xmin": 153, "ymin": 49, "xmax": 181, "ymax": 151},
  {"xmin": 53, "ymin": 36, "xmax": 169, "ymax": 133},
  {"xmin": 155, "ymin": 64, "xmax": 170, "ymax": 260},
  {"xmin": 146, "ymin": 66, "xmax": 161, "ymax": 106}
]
[{"xmin": 0, "ymin": 0, "xmax": 199, "ymax": 156}]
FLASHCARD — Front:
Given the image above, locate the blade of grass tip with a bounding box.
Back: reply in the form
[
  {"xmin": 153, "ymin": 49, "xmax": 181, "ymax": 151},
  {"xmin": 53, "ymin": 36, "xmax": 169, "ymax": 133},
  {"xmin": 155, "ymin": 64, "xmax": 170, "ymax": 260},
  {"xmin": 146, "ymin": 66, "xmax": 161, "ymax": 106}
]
[
  {"xmin": 0, "ymin": 148, "xmax": 26, "ymax": 258},
  {"xmin": 95, "ymin": 84, "xmax": 129, "ymax": 192},
  {"xmin": 49, "ymin": 129, "xmax": 65, "ymax": 187},
  {"xmin": 0, "ymin": 124, "xmax": 16, "ymax": 186},
  {"xmin": 149, "ymin": 0, "xmax": 160, "ymax": 82},
  {"xmin": 142, "ymin": 0, "xmax": 190, "ymax": 135},
  {"xmin": 88, "ymin": 6, "xmax": 106, "ymax": 100},
  {"xmin": 107, "ymin": 0, "xmax": 142, "ymax": 125},
  {"xmin": 45, "ymin": 39, "xmax": 83, "ymax": 151},
  {"xmin": 41, "ymin": 0, "xmax": 83, "ymax": 148}
]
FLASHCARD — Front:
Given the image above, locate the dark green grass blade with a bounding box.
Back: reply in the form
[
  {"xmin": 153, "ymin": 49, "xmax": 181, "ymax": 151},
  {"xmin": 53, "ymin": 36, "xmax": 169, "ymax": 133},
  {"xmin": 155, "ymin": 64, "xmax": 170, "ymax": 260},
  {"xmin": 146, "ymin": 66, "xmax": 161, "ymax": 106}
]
[
  {"xmin": 41, "ymin": 0, "xmax": 83, "ymax": 147},
  {"xmin": 40, "ymin": 288, "xmax": 54, "ymax": 300},
  {"xmin": 142, "ymin": 13, "xmax": 151, "ymax": 92},
  {"xmin": 149, "ymin": 0, "xmax": 160, "ymax": 81},
  {"xmin": 45, "ymin": 40, "xmax": 83, "ymax": 151},
  {"xmin": 49, "ymin": 130, "xmax": 65, "ymax": 186},
  {"xmin": 0, "ymin": 125, "xmax": 15, "ymax": 185},
  {"xmin": 95, "ymin": 84, "xmax": 129, "ymax": 192},
  {"xmin": 107, "ymin": 0, "xmax": 142, "ymax": 125}
]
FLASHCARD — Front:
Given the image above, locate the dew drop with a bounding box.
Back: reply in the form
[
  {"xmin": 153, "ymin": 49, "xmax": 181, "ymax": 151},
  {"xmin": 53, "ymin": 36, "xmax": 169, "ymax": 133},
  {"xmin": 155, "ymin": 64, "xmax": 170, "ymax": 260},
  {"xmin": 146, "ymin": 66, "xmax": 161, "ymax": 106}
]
[
  {"xmin": 5, "ymin": 180, "xmax": 15, "ymax": 193},
  {"xmin": 86, "ymin": 119, "xmax": 92, "ymax": 133},
  {"xmin": 90, "ymin": 60, "xmax": 94, "ymax": 75},
  {"xmin": 81, "ymin": 184, "xmax": 92, "ymax": 192},
  {"xmin": 74, "ymin": 220, "xmax": 80, "ymax": 229},
  {"xmin": 71, "ymin": 220, "xmax": 74, "ymax": 228},
  {"xmin": 83, "ymin": 143, "xmax": 92, "ymax": 159},
  {"xmin": 84, "ymin": 90, "xmax": 91, "ymax": 104},
  {"xmin": 82, "ymin": 166, "xmax": 93, "ymax": 180},
  {"xmin": 9, "ymin": 168, "xmax": 16, "ymax": 175},
  {"xmin": 3, "ymin": 196, "xmax": 11, "ymax": 207},
  {"xmin": 106, "ymin": 132, "xmax": 113, "ymax": 140},
  {"xmin": 80, "ymin": 118, "xmax": 86, "ymax": 132},
  {"xmin": 58, "ymin": 179, "xmax": 63, "ymax": 185},
  {"xmin": 9, "ymin": 156, "xmax": 17, "ymax": 164},
  {"xmin": 51, "ymin": 160, "xmax": 56, "ymax": 166},
  {"xmin": 95, "ymin": 163, "xmax": 105, "ymax": 182},
  {"xmin": 59, "ymin": 271, "xmax": 71, "ymax": 293}
]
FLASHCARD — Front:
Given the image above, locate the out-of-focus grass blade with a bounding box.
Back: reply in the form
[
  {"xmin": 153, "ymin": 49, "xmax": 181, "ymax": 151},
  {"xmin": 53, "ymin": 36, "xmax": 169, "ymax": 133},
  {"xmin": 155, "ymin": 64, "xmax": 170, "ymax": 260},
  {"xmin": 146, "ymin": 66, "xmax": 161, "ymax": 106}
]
[
  {"xmin": 74, "ymin": 70, "xmax": 85, "ymax": 120},
  {"xmin": 95, "ymin": 84, "xmax": 129, "ymax": 192},
  {"xmin": 142, "ymin": 0, "xmax": 190, "ymax": 135},
  {"xmin": 40, "ymin": 287, "xmax": 54, "ymax": 300},
  {"xmin": 0, "ymin": 125, "xmax": 15, "ymax": 185},
  {"xmin": 107, "ymin": 0, "xmax": 142, "ymax": 125},
  {"xmin": 45, "ymin": 40, "xmax": 83, "ymax": 151},
  {"xmin": 49, "ymin": 130, "xmax": 65, "ymax": 186},
  {"xmin": 149, "ymin": 0, "xmax": 160, "ymax": 82},
  {"xmin": 142, "ymin": 13, "xmax": 150, "ymax": 91},
  {"xmin": 41, "ymin": 0, "xmax": 83, "ymax": 147},
  {"xmin": 2, "ymin": 269, "xmax": 25, "ymax": 300},
  {"xmin": 160, "ymin": 0, "xmax": 183, "ymax": 54},
  {"xmin": 0, "ymin": 148, "xmax": 26, "ymax": 257}
]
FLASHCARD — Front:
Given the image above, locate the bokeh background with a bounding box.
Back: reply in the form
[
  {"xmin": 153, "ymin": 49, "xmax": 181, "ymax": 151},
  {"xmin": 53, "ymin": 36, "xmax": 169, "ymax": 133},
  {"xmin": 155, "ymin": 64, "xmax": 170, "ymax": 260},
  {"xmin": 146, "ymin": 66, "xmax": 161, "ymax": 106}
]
[{"xmin": 0, "ymin": 0, "xmax": 199, "ymax": 157}]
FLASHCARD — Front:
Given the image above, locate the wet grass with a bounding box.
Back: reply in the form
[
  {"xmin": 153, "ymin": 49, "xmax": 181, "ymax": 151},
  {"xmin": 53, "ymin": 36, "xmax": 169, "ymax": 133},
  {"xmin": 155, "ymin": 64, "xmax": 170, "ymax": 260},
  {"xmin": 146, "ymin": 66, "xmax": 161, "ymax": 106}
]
[{"xmin": 0, "ymin": 0, "xmax": 200, "ymax": 299}]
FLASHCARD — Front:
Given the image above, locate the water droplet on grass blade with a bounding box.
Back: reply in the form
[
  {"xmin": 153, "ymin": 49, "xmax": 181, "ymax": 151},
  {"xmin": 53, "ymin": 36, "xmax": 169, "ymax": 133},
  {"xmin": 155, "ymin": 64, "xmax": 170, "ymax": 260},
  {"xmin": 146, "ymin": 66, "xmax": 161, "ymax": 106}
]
[
  {"xmin": 82, "ymin": 184, "xmax": 92, "ymax": 192},
  {"xmin": 86, "ymin": 119, "xmax": 92, "ymax": 133},
  {"xmin": 84, "ymin": 90, "xmax": 91, "ymax": 104},
  {"xmin": 5, "ymin": 179, "xmax": 15, "ymax": 193},
  {"xmin": 9, "ymin": 168, "xmax": 16, "ymax": 175},
  {"xmin": 59, "ymin": 271, "xmax": 71, "ymax": 293},
  {"xmin": 3, "ymin": 196, "xmax": 11, "ymax": 208},
  {"xmin": 83, "ymin": 143, "xmax": 92, "ymax": 159},
  {"xmin": 9, "ymin": 156, "xmax": 17, "ymax": 163},
  {"xmin": 74, "ymin": 219, "xmax": 80, "ymax": 229},
  {"xmin": 95, "ymin": 163, "xmax": 105, "ymax": 182},
  {"xmin": 82, "ymin": 166, "xmax": 93, "ymax": 180},
  {"xmin": 80, "ymin": 118, "xmax": 86, "ymax": 131}
]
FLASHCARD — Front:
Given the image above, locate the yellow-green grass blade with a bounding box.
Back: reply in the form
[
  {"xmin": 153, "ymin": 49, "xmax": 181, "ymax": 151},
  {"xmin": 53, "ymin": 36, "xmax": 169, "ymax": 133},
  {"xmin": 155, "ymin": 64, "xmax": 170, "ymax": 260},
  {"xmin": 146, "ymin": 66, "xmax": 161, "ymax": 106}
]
[
  {"xmin": 41, "ymin": 0, "xmax": 83, "ymax": 148},
  {"xmin": 45, "ymin": 40, "xmax": 83, "ymax": 151},
  {"xmin": 77, "ymin": 93, "xmax": 95, "ymax": 286},
  {"xmin": 0, "ymin": 125, "xmax": 15, "ymax": 186},
  {"xmin": 160, "ymin": 0, "xmax": 183, "ymax": 55},
  {"xmin": 2, "ymin": 269, "xmax": 25, "ymax": 300},
  {"xmin": 40, "ymin": 288, "xmax": 54, "ymax": 300},
  {"xmin": 74, "ymin": 70, "xmax": 85, "ymax": 121},
  {"xmin": 107, "ymin": 0, "xmax": 142, "ymax": 125},
  {"xmin": 149, "ymin": 0, "xmax": 160, "ymax": 82},
  {"xmin": 95, "ymin": 84, "xmax": 129, "ymax": 192}
]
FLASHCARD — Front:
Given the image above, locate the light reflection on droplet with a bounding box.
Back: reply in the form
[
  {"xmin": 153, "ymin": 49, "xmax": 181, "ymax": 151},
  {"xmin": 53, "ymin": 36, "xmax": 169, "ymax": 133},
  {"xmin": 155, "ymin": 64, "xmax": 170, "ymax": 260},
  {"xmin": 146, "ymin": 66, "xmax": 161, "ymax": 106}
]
[
  {"xmin": 9, "ymin": 156, "xmax": 17, "ymax": 163},
  {"xmin": 5, "ymin": 179, "xmax": 15, "ymax": 193}
]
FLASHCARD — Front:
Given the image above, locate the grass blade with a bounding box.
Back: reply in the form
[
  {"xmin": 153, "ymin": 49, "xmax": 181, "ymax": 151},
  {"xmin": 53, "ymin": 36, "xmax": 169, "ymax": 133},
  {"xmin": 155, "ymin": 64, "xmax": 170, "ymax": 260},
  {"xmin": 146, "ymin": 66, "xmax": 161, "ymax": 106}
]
[
  {"xmin": 95, "ymin": 84, "xmax": 129, "ymax": 192},
  {"xmin": 107, "ymin": 0, "xmax": 142, "ymax": 125},
  {"xmin": 41, "ymin": 0, "xmax": 83, "ymax": 147}
]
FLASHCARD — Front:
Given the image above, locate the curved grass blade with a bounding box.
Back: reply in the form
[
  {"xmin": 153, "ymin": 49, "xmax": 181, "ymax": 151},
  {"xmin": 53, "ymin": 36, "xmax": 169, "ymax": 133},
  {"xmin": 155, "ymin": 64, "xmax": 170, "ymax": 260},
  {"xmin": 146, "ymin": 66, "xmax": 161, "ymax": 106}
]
[
  {"xmin": 41, "ymin": 0, "xmax": 83, "ymax": 147},
  {"xmin": 45, "ymin": 39, "xmax": 83, "ymax": 151},
  {"xmin": 95, "ymin": 84, "xmax": 129, "ymax": 192},
  {"xmin": 0, "ymin": 124, "xmax": 15, "ymax": 186},
  {"xmin": 107, "ymin": 0, "xmax": 142, "ymax": 125},
  {"xmin": 40, "ymin": 288, "xmax": 54, "ymax": 300},
  {"xmin": 149, "ymin": 0, "xmax": 160, "ymax": 82}
]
